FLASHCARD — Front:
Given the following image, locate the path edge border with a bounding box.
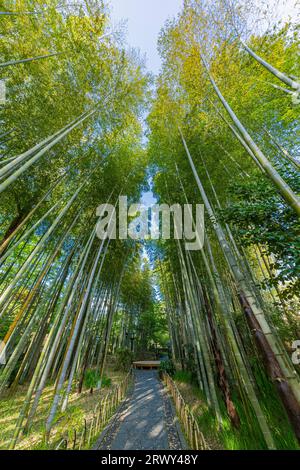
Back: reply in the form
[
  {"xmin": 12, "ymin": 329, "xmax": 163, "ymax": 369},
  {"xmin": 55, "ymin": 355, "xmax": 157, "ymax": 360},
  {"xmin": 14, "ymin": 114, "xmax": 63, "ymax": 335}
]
[
  {"xmin": 92, "ymin": 376, "xmax": 135, "ymax": 450},
  {"xmin": 161, "ymin": 383, "xmax": 188, "ymax": 450}
]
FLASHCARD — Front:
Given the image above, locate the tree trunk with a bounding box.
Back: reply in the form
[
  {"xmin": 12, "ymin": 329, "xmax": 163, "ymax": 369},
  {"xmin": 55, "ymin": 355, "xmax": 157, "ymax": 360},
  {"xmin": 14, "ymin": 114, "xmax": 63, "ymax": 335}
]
[
  {"xmin": 0, "ymin": 211, "xmax": 26, "ymax": 249},
  {"xmin": 240, "ymin": 292, "xmax": 300, "ymax": 444}
]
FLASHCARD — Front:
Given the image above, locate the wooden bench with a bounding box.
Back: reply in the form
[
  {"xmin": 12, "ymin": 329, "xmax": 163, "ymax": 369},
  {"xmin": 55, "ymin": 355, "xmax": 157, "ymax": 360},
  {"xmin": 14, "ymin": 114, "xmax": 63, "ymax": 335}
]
[{"xmin": 132, "ymin": 361, "xmax": 161, "ymax": 370}]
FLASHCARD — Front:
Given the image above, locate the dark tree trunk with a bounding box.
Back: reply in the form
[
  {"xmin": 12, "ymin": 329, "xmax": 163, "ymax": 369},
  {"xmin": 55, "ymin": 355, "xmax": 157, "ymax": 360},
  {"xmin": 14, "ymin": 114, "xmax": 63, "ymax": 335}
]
[
  {"xmin": 77, "ymin": 341, "xmax": 92, "ymax": 394},
  {"xmin": 0, "ymin": 211, "xmax": 27, "ymax": 254},
  {"xmin": 240, "ymin": 292, "xmax": 300, "ymax": 444},
  {"xmin": 203, "ymin": 289, "xmax": 241, "ymax": 428}
]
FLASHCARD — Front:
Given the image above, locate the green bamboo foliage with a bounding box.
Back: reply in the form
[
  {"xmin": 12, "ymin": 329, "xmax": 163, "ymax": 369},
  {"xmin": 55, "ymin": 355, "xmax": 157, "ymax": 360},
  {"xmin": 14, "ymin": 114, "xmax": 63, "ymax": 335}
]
[
  {"xmin": 0, "ymin": 182, "xmax": 85, "ymax": 312},
  {"xmin": 199, "ymin": 54, "xmax": 300, "ymax": 216},
  {"xmin": 239, "ymin": 39, "xmax": 300, "ymax": 92},
  {"xmin": 0, "ymin": 108, "xmax": 99, "ymax": 193},
  {"xmin": 263, "ymin": 128, "xmax": 300, "ymax": 170}
]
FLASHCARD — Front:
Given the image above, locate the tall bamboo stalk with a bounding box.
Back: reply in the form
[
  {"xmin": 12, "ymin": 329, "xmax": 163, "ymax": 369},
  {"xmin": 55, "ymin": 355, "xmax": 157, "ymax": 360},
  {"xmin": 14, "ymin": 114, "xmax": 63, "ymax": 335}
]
[
  {"xmin": 180, "ymin": 129, "xmax": 300, "ymax": 445},
  {"xmin": 199, "ymin": 54, "xmax": 300, "ymax": 215},
  {"xmin": 0, "ymin": 52, "xmax": 65, "ymax": 69},
  {"xmin": 240, "ymin": 39, "xmax": 300, "ymax": 91}
]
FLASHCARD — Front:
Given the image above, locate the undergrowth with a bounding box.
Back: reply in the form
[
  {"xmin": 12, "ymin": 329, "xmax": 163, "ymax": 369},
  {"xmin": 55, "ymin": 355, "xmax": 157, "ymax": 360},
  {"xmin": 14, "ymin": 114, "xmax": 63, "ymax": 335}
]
[{"xmin": 174, "ymin": 365, "xmax": 300, "ymax": 450}]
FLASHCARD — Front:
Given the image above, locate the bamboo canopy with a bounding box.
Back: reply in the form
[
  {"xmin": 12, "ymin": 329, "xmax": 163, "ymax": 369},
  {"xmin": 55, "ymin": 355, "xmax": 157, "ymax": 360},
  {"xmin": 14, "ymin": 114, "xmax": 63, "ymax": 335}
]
[{"xmin": 0, "ymin": 0, "xmax": 299, "ymax": 452}]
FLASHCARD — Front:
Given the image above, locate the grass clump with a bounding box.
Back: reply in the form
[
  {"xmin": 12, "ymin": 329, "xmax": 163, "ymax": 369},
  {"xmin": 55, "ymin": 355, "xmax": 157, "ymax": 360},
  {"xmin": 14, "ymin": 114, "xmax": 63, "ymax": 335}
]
[
  {"xmin": 173, "ymin": 370, "xmax": 193, "ymax": 384},
  {"xmin": 174, "ymin": 363, "xmax": 300, "ymax": 451},
  {"xmin": 159, "ymin": 358, "xmax": 176, "ymax": 376}
]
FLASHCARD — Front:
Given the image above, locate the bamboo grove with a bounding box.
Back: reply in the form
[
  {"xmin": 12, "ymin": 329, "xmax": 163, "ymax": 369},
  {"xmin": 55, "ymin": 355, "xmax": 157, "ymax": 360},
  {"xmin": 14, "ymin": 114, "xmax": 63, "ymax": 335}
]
[
  {"xmin": 0, "ymin": 0, "xmax": 152, "ymax": 448},
  {"xmin": 148, "ymin": 0, "xmax": 300, "ymax": 450},
  {"xmin": 0, "ymin": 0, "xmax": 299, "ymax": 451}
]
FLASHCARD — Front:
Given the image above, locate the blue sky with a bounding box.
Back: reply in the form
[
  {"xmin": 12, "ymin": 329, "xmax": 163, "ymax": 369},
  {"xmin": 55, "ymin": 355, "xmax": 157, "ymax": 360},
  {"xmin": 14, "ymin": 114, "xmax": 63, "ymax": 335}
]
[
  {"xmin": 108, "ymin": 0, "xmax": 298, "ymax": 210},
  {"xmin": 109, "ymin": 0, "xmax": 182, "ymax": 74},
  {"xmin": 108, "ymin": 1, "xmax": 298, "ymax": 75},
  {"xmin": 108, "ymin": 1, "xmax": 183, "ymax": 208}
]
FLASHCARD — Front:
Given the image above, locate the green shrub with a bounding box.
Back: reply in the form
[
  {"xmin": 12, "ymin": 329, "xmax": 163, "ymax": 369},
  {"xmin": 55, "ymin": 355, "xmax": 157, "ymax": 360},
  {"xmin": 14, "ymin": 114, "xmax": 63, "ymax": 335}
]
[
  {"xmin": 116, "ymin": 348, "xmax": 134, "ymax": 370},
  {"xmin": 84, "ymin": 369, "xmax": 100, "ymax": 393},
  {"xmin": 83, "ymin": 370, "xmax": 112, "ymax": 392},
  {"xmin": 173, "ymin": 370, "xmax": 193, "ymax": 383},
  {"xmin": 159, "ymin": 358, "xmax": 175, "ymax": 376},
  {"xmin": 101, "ymin": 375, "xmax": 112, "ymax": 388}
]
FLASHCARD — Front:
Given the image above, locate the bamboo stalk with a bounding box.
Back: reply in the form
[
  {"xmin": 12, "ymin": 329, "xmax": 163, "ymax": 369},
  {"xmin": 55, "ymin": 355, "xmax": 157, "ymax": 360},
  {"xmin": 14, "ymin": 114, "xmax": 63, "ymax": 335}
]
[{"xmin": 199, "ymin": 54, "xmax": 300, "ymax": 215}]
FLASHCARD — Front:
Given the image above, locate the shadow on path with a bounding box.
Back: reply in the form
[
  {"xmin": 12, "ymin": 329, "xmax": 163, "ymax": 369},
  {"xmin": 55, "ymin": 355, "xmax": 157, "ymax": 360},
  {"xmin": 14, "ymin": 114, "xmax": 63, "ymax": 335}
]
[{"xmin": 95, "ymin": 370, "xmax": 186, "ymax": 451}]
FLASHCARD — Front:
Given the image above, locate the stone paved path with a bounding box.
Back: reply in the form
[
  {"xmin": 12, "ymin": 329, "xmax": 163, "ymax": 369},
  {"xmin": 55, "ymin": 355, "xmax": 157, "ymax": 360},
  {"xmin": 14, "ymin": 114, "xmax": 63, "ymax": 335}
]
[{"xmin": 95, "ymin": 370, "xmax": 185, "ymax": 450}]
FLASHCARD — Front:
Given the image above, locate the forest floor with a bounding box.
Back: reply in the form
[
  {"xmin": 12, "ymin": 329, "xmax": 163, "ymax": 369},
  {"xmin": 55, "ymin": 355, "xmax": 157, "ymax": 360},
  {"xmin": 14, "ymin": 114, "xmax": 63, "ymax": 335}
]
[
  {"xmin": 174, "ymin": 374, "xmax": 300, "ymax": 450},
  {"xmin": 174, "ymin": 379, "xmax": 223, "ymax": 450},
  {"xmin": 0, "ymin": 367, "xmax": 127, "ymax": 450},
  {"xmin": 95, "ymin": 370, "xmax": 186, "ymax": 450}
]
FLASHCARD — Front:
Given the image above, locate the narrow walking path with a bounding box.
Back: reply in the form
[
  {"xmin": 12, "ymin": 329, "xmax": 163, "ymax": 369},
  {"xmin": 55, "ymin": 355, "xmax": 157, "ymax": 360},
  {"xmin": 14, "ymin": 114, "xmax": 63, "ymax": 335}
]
[{"xmin": 95, "ymin": 370, "xmax": 186, "ymax": 450}]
